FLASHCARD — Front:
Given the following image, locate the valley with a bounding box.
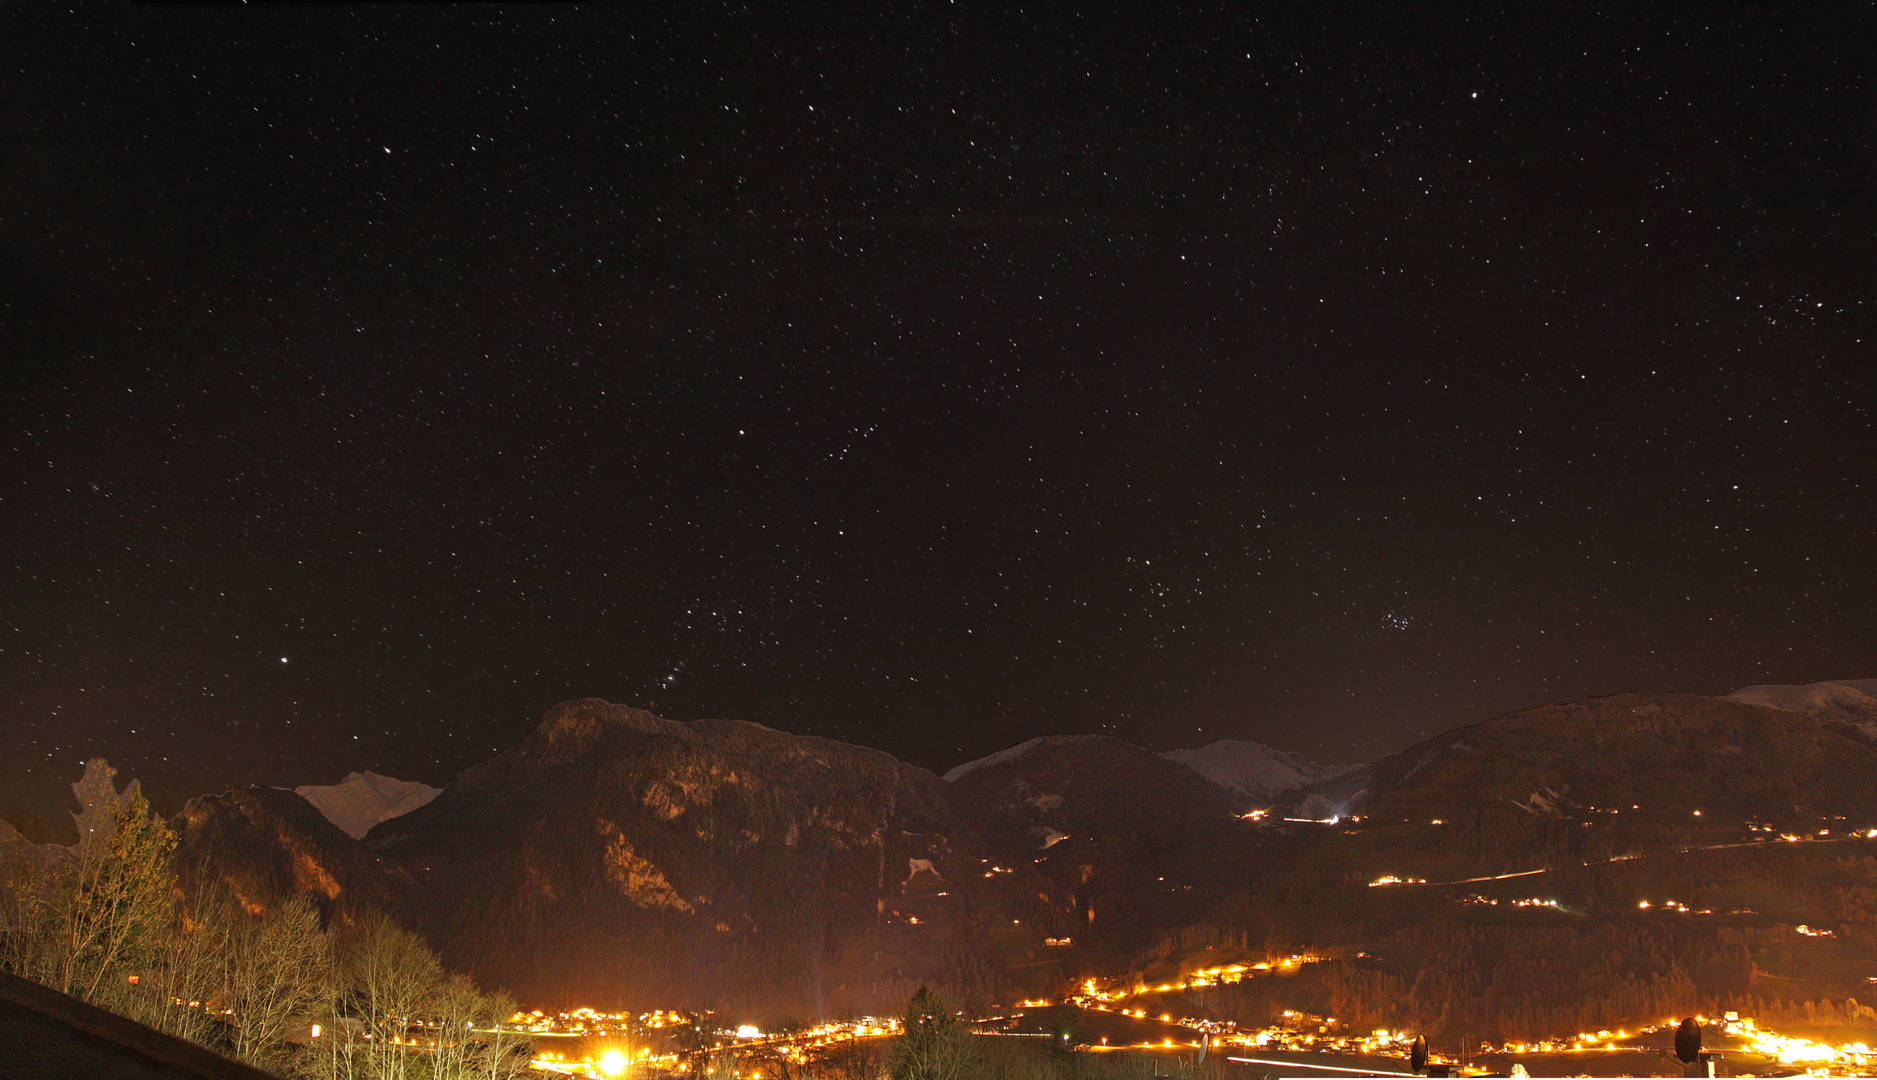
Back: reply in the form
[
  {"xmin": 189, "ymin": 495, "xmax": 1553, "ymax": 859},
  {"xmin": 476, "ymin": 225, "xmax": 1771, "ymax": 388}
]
[{"xmin": 10, "ymin": 679, "xmax": 1877, "ymax": 1075}]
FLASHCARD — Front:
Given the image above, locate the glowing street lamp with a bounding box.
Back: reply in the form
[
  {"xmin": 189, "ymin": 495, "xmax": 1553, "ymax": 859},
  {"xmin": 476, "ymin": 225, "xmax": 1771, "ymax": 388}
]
[{"xmin": 599, "ymin": 1048, "xmax": 628, "ymax": 1076}]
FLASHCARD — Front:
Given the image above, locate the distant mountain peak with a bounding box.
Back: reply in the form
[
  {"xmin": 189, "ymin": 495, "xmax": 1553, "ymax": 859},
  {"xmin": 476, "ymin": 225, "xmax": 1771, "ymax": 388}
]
[
  {"xmin": 294, "ymin": 770, "xmax": 440, "ymax": 840},
  {"xmin": 1726, "ymin": 679, "xmax": 1877, "ymax": 718},
  {"xmin": 1161, "ymin": 738, "xmax": 1350, "ymax": 802}
]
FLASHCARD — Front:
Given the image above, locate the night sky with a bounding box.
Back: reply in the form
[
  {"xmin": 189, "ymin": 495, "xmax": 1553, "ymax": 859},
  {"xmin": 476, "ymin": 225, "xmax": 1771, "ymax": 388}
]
[{"xmin": 2, "ymin": 6, "xmax": 1872, "ymax": 821}]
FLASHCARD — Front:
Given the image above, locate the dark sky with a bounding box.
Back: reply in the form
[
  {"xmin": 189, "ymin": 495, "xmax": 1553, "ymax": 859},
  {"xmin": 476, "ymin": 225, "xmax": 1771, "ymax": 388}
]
[{"xmin": 2, "ymin": 5, "xmax": 1872, "ymax": 820}]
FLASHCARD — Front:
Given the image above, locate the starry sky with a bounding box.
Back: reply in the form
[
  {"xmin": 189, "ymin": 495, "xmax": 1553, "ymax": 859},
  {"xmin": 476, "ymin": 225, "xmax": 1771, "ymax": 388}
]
[{"xmin": 2, "ymin": 6, "xmax": 1872, "ymax": 821}]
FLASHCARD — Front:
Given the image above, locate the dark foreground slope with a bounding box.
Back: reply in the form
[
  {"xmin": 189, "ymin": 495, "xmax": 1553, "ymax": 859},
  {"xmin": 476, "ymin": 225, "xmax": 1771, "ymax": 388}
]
[
  {"xmin": 0, "ymin": 968, "xmax": 277, "ymax": 1080},
  {"xmin": 365, "ymin": 699, "xmax": 1008, "ymax": 1013}
]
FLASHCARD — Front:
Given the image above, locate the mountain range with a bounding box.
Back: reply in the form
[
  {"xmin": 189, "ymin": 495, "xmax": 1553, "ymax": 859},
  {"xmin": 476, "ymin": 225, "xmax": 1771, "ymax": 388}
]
[{"xmin": 170, "ymin": 678, "xmax": 1877, "ymax": 1032}]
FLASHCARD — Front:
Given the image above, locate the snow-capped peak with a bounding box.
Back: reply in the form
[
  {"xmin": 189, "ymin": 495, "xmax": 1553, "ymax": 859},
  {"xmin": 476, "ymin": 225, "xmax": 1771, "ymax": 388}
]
[
  {"xmin": 1726, "ymin": 679, "xmax": 1877, "ymax": 719},
  {"xmin": 294, "ymin": 770, "xmax": 440, "ymax": 840}
]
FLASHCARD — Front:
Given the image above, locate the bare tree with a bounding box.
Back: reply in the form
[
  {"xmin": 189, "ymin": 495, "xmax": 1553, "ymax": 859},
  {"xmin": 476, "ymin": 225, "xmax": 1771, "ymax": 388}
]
[
  {"xmin": 466, "ymin": 987, "xmax": 534, "ymax": 1080},
  {"xmin": 671, "ymin": 1009, "xmax": 719, "ymax": 1074},
  {"xmin": 0, "ymin": 761, "xmax": 241, "ymax": 1055},
  {"xmin": 0, "ymin": 762, "xmax": 232, "ymax": 1051},
  {"xmin": 426, "ymin": 972, "xmax": 530, "ymax": 1080},
  {"xmin": 749, "ymin": 1042, "xmax": 814, "ymax": 1080},
  {"xmin": 889, "ymin": 987, "xmax": 977, "ymax": 1080},
  {"xmin": 11, "ymin": 762, "xmax": 178, "ymax": 1010},
  {"xmin": 335, "ymin": 909, "xmax": 446, "ymax": 1080},
  {"xmin": 212, "ymin": 893, "xmax": 335, "ymax": 1071},
  {"xmin": 817, "ymin": 1031, "xmax": 889, "ymax": 1080},
  {"xmin": 323, "ymin": 908, "xmax": 531, "ymax": 1080},
  {"xmin": 133, "ymin": 885, "xmax": 225, "ymax": 1051},
  {"xmin": 424, "ymin": 970, "xmax": 485, "ymax": 1079},
  {"xmin": 3, "ymin": 763, "xmax": 529, "ymax": 1080},
  {"xmin": 0, "ymin": 818, "xmax": 64, "ymax": 984}
]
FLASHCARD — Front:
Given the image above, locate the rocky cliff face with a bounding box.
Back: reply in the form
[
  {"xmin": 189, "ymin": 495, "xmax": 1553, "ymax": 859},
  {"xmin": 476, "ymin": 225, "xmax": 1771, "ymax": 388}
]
[
  {"xmin": 173, "ymin": 786, "xmax": 409, "ymax": 921},
  {"xmin": 363, "ymin": 699, "xmax": 1008, "ymax": 1013}
]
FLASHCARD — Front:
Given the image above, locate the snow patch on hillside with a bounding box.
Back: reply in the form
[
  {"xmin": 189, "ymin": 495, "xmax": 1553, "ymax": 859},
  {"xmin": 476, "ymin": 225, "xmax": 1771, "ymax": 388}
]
[
  {"xmin": 1161, "ymin": 739, "xmax": 1352, "ymax": 802},
  {"xmin": 295, "ymin": 771, "xmax": 441, "ymax": 840}
]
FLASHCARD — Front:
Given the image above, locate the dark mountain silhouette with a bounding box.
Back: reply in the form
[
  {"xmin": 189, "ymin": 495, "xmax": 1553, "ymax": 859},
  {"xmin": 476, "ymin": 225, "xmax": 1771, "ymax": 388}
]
[
  {"xmin": 945, "ymin": 734, "xmax": 1259, "ymax": 971},
  {"xmin": 1286, "ymin": 693, "xmax": 1877, "ymax": 838},
  {"xmin": 362, "ymin": 699, "xmax": 1012, "ymax": 1013},
  {"xmin": 946, "ymin": 735, "xmax": 1240, "ymax": 848}
]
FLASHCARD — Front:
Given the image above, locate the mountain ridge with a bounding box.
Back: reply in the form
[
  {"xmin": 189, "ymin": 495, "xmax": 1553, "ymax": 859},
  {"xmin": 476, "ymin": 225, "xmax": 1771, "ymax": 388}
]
[
  {"xmin": 168, "ymin": 677, "xmax": 1877, "ymax": 1018},
  {"xmin": 362, "ymin": 698, "xmax": 1007, "ymax": 1012}
]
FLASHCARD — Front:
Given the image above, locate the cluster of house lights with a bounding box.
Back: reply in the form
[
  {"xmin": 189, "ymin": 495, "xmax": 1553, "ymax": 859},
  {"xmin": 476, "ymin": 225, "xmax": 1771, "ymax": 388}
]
[
  {"xmin": 507, "ymin": 993, "xmax": 1877, "ymax": 1078},
  {"xmin": 519, "ymin": 1013, "xmax": 899, "ymax": 1077},
  {"xmin": 1049, "ymin": 954, "xmax": 1324, "ymax": 1011},
  {"xmin": 1486, "ymin": 1013, "xmax": 1877, "ymax": 1072}
]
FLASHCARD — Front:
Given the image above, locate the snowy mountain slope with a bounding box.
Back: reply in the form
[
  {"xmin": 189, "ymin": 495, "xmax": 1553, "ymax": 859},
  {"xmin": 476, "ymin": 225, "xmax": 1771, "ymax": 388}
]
[
  {"xmin": 942, "ymin": 734, "xmax": 1108, "ymax": 782},
  {"xmin": 294, "ymin": 770, "xmax": 440, "ymax": 840},
  {"xmin": 1160, "ymin": 739, "xmax": 1351, "ymax": 802},
  {"xmin": 1727, "ymin": 679, "xmax": 1877, "ymax": 746},
  {"xmin": 1726, "ymin": 679, "xmax": 1877, "ymax": 723}
]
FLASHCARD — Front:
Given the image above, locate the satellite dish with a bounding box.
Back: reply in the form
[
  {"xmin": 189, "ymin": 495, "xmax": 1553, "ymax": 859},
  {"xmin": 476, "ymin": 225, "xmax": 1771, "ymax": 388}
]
[
  {"xmin": 1410, "ymin": 1034, "xmax": 1429, "ymax": 1075},
  {"xmin": 1675, "ymin": 1017, "xmax": 1702, "ymax": 1064}
]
